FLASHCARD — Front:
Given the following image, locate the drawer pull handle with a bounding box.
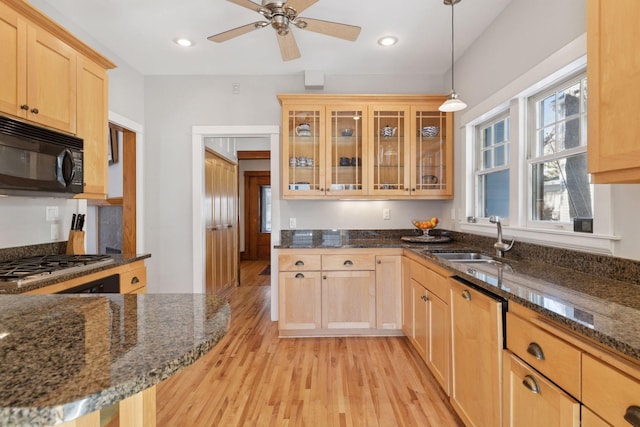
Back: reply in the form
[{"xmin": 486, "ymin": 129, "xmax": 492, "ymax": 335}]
[
  {"xmin": 461, "ymin": 290, "xmax": 471, "ymax": 301},
  {"xmin": 624, "ymin": 405, "xmax": 640, "ymax": 426},
  {"xmin": 343, "ymin": 260, "xmax": 353, "ymax": 266},
  {"xmin": 522, "ymin": 375, "xmax": 540, "ymax": 394},
  {"xmin": 295, "ymin": 260, "xmax": 305, "ymax": 266},
  {"xmin": 421, "ymin": 295, "xmax": 429, "ymax": 302},
  {"xmin": 131, "ymin": 276, "xmax": 140, "ymax": 284},
  {"xmin": 295, "ymin": 273, "xmax": 304, "ymax": 279},
  {"xmin": 526, "ymin": 342, "xmax": 545, "ymax": 360}
]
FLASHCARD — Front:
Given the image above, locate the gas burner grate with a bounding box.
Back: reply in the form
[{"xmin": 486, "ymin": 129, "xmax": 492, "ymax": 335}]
[{"xmin": 0, "ymin": 254, "xmax": 114, "ymax": 282}]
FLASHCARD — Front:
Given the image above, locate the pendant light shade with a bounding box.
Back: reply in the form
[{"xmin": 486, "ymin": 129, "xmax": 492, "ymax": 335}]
[{"xmin": 439, "ymin": 0, "xmax": 467, "ymax": 113}]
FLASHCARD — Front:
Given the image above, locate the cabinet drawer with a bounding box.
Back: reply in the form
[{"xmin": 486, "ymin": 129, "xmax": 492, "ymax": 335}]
[
  {"xmin": 503, "ymin": 352, "xmax": 580, "ymax": 427},
  {"xmin": 583, "ymin": 353, "xmax": 640, "ymax": 426},
  {"xmin": 411, "ymin": 261, "xmax": 449, "ymax": 302},
  {"xmin": 120, "ymin": 264, "xmax": 147, "ymax": 294},
  {"xmin": 321, "ymin": 254, "xmax": 375, "ymax": 271},
  {"xmin": 506, "ymin": 312, "xmax": 581, "ymax": 398},
  {"xmin": 279, "ymin": 254, "xmax": 321, "ymax": 271}
]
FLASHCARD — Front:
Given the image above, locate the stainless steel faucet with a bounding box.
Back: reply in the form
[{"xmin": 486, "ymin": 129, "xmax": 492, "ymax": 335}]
[{"xmin": 489, "ymin": 216, "xmax": 514, "ymax": 257}]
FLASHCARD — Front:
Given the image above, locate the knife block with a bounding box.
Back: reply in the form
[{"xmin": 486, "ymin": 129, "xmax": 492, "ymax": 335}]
[{"xmin": 66, "ymin": 230, "xmax": 86, "ymax": 255}]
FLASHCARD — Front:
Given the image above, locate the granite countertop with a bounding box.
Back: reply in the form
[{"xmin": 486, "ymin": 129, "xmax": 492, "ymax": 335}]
[
  {"xmin": 0, "ymin": 254, "xmax": 151, "ymax": 295},
  {"xmin": 276, "ymin": 229, "xmax": 640, "ymax": 364},
  {"xmin": 0, "ymin": 293, "xmax": 230, "ymax": 426}
]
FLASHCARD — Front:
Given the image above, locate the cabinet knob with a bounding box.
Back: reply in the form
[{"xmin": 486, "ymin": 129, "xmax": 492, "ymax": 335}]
[
  {"xmin": 421, "ymin": 295, "xmax": 429, "ymax": 302},
  {"xmin": 319, "ymin": 188, "xmax": 324, "ymax": 192},
  {"xmin": 412, "ymin": 188, "xmax": 416, "ymax": 192},
  {"xmin": 526, "ymin": 342, "xmax": 545, "ymax": 360},
  {"xmin": 343, "ymin": 260, "xmax": 353, "ymax": 266},
  {"xmin": 461, "ymin": 289, "xmax": 472, "ymax": 301},
  {"xmin": 20, "ymin": 104, "xmax": 29, "ymax": 111},
  {"xmin": 295, "ymin": 273, "xmax": 305, "ymax": 279},
  {"xmin": 131, "ymin": 276, "xmax": 140, "ymax": 284},
  {"xmin": 377, "ymin": 260, "xmax": 382, "ymax": 264},
  {"xmin": 30, "ymin": 108, "xmax": 39, "ymax": 115},
  {"xmin": 522, "ymin": 375, "xmax": 541, "ymax": 394},
  {"xmin": 322, "ymin": 275, "xmax": 327, "ymax": 280},
  {"xmin": 624, "ymin": 405, "xmax": 640, "ymax": 426},
  {"xmin": 405, "ymin": 188, "xmax": 409, "ymax": 192},
  {"xmin": 294, "ymin": 260, "xmax": 305, "ymax": 266}
]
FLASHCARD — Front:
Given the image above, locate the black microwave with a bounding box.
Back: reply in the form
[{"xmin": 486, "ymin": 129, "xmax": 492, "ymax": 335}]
[{"xmin": 0, "ymin": 115, "xmax": 83, "ymax": 197}]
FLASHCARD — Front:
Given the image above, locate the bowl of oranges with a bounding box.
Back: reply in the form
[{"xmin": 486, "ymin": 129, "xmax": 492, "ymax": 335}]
[{"xmin": 412, "ymin": 217, "xmax": 439, "ymax": 234}]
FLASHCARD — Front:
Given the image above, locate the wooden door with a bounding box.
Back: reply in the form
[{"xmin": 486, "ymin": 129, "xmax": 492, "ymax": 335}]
[
  {"xmin": 26, "ymin": 23, "xmax": 76, "ymax": 133},
  {"xmin": 412, "ymin": 279, "xmax": 428, "ymax": 361},
  {"xmin": 450, "ymin": 279, "xmax": 503, "ymax": 427},
  {"xmin": 427, "ymin": 292, "xmax": 450, "ymax": 395},
  {"xmin": 278, "ymin": 271, "xmax": 322, "ymax": 330},
  {"xmin": 244, "ymin": 171, "xmax": 271, "ymax": 260},
  {"xmin": 502, "ymin": 352, "xmax": 579, "ymax": 426},
  {"xmin": 401, "ymin": 257, "xmax": 413, "ymax": 337},
  {"xmin": 322, "ymin": 270, "xmax": 376, "ymax": 330},
  {"xmin": 0, "ymin": 2, "xmax": 26, "ymax": 118},
  {"xmin": 375, "ymin": 255, "xmax": 402, "ymax": 329}
]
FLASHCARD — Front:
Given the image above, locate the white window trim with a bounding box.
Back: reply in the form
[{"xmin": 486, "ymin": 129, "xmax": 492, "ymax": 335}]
[{"xmin": 459, "ymin": 35, "xmax": 619, "ymax": 255}]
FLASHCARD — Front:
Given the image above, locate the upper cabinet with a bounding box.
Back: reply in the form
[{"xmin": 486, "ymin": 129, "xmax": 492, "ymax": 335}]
[
  {"xmin": 0, "ymin": 0, "xmax": 115, "ymax": 198},
  {"xmin": 587, "ymin": 0, "xmax": 640, "ymax": 183},
  {"xmin": 279, "ymin": 94, "xmax": 453, "ymax": 200}
]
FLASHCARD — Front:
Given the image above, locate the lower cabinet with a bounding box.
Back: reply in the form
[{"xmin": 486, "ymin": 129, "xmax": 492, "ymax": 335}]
[
  {"xmin": 502, "ymin": 351, "xmax": 580, "ymax": 426},
  {"xmin": 277, "ymin": 249, "xmax": 402, "ymax": 337},
  {"xmin": 450, "ymin": 278, "xmax": 503, "ymax": 427},
  {"xmin": 118, "ymin": 261, "xmax": 147, "ymax": 294}
]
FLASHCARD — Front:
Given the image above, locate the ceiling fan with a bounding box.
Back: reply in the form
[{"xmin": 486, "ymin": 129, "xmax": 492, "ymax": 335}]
[{"xmin": 208, "ymin": 0, "xmax": 361, "ymax": 61}]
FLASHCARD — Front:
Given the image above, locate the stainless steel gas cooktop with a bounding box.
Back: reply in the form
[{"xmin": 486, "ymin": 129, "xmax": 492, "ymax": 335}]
[{"xmin": 0, "ymin": 254, "xmax": 115, "ymax": 286}]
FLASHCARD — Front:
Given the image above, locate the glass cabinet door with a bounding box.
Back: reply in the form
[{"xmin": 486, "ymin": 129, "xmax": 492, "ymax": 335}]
[
  {"xmin": 412, "ymin": 107, "xmax": 453, "ymax": 197},
  {"xmin": 370, "ymin": 105, "xmax": 411, "ymax": 195},
  {"xmin": 325, "ymin": 106, "xmax": 366, "ymax": 195},
  {"xmin": 283, "ymin": 107, "xmax": 324, "ymax": 196}
]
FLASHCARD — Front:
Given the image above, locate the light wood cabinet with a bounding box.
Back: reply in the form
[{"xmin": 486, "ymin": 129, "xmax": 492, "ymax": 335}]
[
  {"xmin": 587, "ymin": 0, "xmax": 640, "ymax": 183},
  {"xmin": 401, "ymin": 256, "xmax": 413, "ymax": 337},
  {"xmin": 278, "ymin": 248, "xmax": 402, "ymax": 336},
  {"xmin": 278, "ymin": 94, "xmax": 453, "ymax": 199},
  {"xmin": 502, "ymin": 351, "xmax": 580, "ymax": 427},
  {"xmin": 76, "ymin": 55, "xmax": 108, "ymax": 198},
  {"xmin": 0, "ymin": 0, "xmax": 116, "ymax": 198},
  {"xmin": 0, "ymin": 2, "xmax": 77, "ymax": 134},
  {"xmin": 375, "ymin": 255, "xmax": 402, "ymax": 330},
  {"xmin": 450, "ymin": 278, "xmax": 503, "ymax": 427}
]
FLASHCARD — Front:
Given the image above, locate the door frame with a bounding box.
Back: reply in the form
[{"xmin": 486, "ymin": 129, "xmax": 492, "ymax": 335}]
[{"xmin": 191, "ymin": 126, "xmax": 280, "ymax": 318}]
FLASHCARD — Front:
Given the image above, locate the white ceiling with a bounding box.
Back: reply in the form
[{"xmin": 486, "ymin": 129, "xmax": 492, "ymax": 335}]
[{"xmin": 35, "ymin": 0, "xmax": 513, "ymax": 76}]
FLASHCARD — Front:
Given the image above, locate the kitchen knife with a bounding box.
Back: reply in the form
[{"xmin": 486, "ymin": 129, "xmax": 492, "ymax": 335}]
[
  {"xmin": 71, "ymin": 213, "xmax": 76, "ymax": 231},
  {"xmin": 77, "ymin": 214, "xmax": 85, "ymax": 231}
]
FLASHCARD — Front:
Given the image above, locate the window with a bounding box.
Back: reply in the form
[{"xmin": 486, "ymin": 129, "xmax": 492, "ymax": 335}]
[
  {"xmin": 475, "ymin": 114, "xmax": 510, "ymax": 219},
  {"xmin": 529, "ymin": 75, "xmax": 592, "ymax": 223},
  {"xmin": 260, "ymin": 185, "xmax": 272, "ymax": 233}
]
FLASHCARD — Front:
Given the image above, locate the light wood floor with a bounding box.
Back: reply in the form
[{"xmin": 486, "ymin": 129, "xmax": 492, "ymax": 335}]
[{"xmin": 156, "ymin": 260, "xmax": 463, "ymax": 426}]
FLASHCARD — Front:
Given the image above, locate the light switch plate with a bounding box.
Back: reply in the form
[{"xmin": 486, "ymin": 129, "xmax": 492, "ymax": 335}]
[
  {"xmin": 46, "ymin": 206, "xmax": 58, "ymax": 221},
  {"xmin": 289, "ymin": 217, "xmax": 296, "ymax": 228},
  {"xmin": 383, "ymin": 208, "xmax": 390, "ymax": 220}
]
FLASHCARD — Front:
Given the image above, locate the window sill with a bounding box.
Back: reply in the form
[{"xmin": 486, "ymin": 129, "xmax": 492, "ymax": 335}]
[{"xmin": 458, "ymin": 222, "xmax": 620, "ymax": 255}]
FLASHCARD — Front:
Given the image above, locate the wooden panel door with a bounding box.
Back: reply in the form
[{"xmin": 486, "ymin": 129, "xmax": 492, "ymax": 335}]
[
  {"xmin": 401, "ymin": 257, "xmax": 413, "ymax": 337},
  {"xmin": 278, "ymin": 271, "xmax": 322, "ymax": 330},
  {"xmin": 412, "ymin": 279, "xmax": 428, "ymax": 362},
  {"xmin": 244, "ymin": 171, "xmax": 271, "ymax": 260},
  {"xmin": 26, "ymin": 23, "xmax": 76, "ymax": 133},
  {"xmin": 322, "ymin": 270, "xmax": 375, "ymax": 329},
  {"xmin": 428, "ymin": 292, "xmax": 450, "ymax": 395},
  {"xmin": 502, "ymin": 352, "xmax": 579, "ymax": 427},
  {"xmin": 450, "ymin": 279, "xmax": 503, "ymax": 427},
  {"xmin": 76, "ymin": 56, "xmax": 108, "ymax": 198},
  {"xmin": 0, "ymin": 2, "xmax": 26, "ymax": 118},
  {"xmin": 375, "ymin": 255, "xmax": 401, "ymax": 330}
]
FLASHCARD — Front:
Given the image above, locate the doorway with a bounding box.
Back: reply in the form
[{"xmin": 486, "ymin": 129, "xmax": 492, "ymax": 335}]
[{"xmin": 244, "ymin": 171, "xmax": 271, "ymax": 260}]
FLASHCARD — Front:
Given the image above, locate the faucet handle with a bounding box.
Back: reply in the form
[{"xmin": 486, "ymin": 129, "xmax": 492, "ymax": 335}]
[{"xmin": 489, "ymin": 216, "xmax": 501, "ymax": 224}]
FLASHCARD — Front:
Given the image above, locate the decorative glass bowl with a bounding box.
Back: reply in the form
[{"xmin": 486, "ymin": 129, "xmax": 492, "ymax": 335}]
[{"xmin": 412, "ymin": 218, "xmax": 439, "ymax": 234}]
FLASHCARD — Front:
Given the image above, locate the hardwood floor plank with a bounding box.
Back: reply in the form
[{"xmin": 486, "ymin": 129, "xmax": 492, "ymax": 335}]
[{"xmin": 157, "ymin": 261, "xmax": 463, "ymax": 426}]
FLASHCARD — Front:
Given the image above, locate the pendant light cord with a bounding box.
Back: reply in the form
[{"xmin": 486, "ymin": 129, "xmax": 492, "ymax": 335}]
[{"xmin": 450, "ymin": 2, "xmax": 455, "ymax": 93}]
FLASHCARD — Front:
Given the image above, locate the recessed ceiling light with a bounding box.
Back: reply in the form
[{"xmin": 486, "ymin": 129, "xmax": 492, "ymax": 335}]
[
  {"xmin": 175, "ymin": 38, "xmax": 194, "ymax": 47},
  {"xmin": 377, "ymin": 36, "xmax": 398, "ymax": 47}
]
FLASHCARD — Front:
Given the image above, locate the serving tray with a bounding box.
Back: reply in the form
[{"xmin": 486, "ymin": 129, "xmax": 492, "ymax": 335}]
[{"xmin": 401, "ymin": 235, "xmax": 451, "ymax": 243}]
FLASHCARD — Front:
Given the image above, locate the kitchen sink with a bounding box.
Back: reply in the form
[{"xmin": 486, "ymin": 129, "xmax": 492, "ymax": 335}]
[{"xmin": 431, "ymin": 252, "xmax": 499, "ymax": 264}]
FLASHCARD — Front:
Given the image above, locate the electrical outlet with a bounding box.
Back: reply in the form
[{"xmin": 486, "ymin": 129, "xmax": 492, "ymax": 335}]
[
  {"xmin": 382, "ymin": 208, "xmax": 390, "ymax": 220},
  {"xmin": 232, "ymin": 83, "xmax": 240, "ymax": 94},
  {"xmin": 289, "ymin": 217, "xmax": 296, "ymax": 228},
  {"xmin": 46, "ymin": 206, "xmax": 58, "ymax": 221}
]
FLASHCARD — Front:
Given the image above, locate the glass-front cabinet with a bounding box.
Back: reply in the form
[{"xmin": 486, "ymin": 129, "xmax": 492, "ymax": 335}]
[
  {"xmin": 282, "ymin": 106, "xmax": 325, "ymax": 197},
  {"xmin": 325, "ymin": 105, "xmax": 367, "ymax": 196},
  {"xmin": 279, "ymin": 94, "xmax": 453, "ymax": 200}
]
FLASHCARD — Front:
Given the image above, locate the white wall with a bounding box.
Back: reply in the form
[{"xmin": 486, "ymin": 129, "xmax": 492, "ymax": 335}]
[{"xmin": 447, "ymin": 0, "xmax": 640, "ymax": 260}]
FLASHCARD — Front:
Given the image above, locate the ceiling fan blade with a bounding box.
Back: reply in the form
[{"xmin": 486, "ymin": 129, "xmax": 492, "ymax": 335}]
[
  {"xmin": 226, "ymin": 0, "xmax": 262, "ymax": 13},
  {"xmin": 298, "ymin": 17, "xmax": 361, "ymax": 41},
  {"xmin": 286, "ymin": 0, "xmax": 319, "ymax": 15},
  {"xmin": 277, "ymin": 31, "xmax": 301, "ymax": 61},
  {"xmin": 208, "ymin": 22, "xmax": 266, "ymax": 42}
]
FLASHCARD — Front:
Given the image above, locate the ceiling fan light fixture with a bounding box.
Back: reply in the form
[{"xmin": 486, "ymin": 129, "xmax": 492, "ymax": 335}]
[
  {"xmin": 377, "ymin": 36, "xmax": 398, "ymax": 47},
  {"xmin": 439, "ymin": 0, "xmax": 467, "ymax": 113}
]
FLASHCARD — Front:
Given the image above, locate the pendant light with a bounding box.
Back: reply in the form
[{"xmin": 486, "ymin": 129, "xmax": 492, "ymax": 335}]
[{"xmin": 439, "ymin": 0, "xmax": 467, "ymax": 112}]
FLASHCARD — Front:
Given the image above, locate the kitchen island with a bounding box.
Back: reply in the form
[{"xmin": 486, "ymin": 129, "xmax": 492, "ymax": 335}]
[{"xmin": 0, "ymin": 293, "xmax": 230, "ymax": 426}]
